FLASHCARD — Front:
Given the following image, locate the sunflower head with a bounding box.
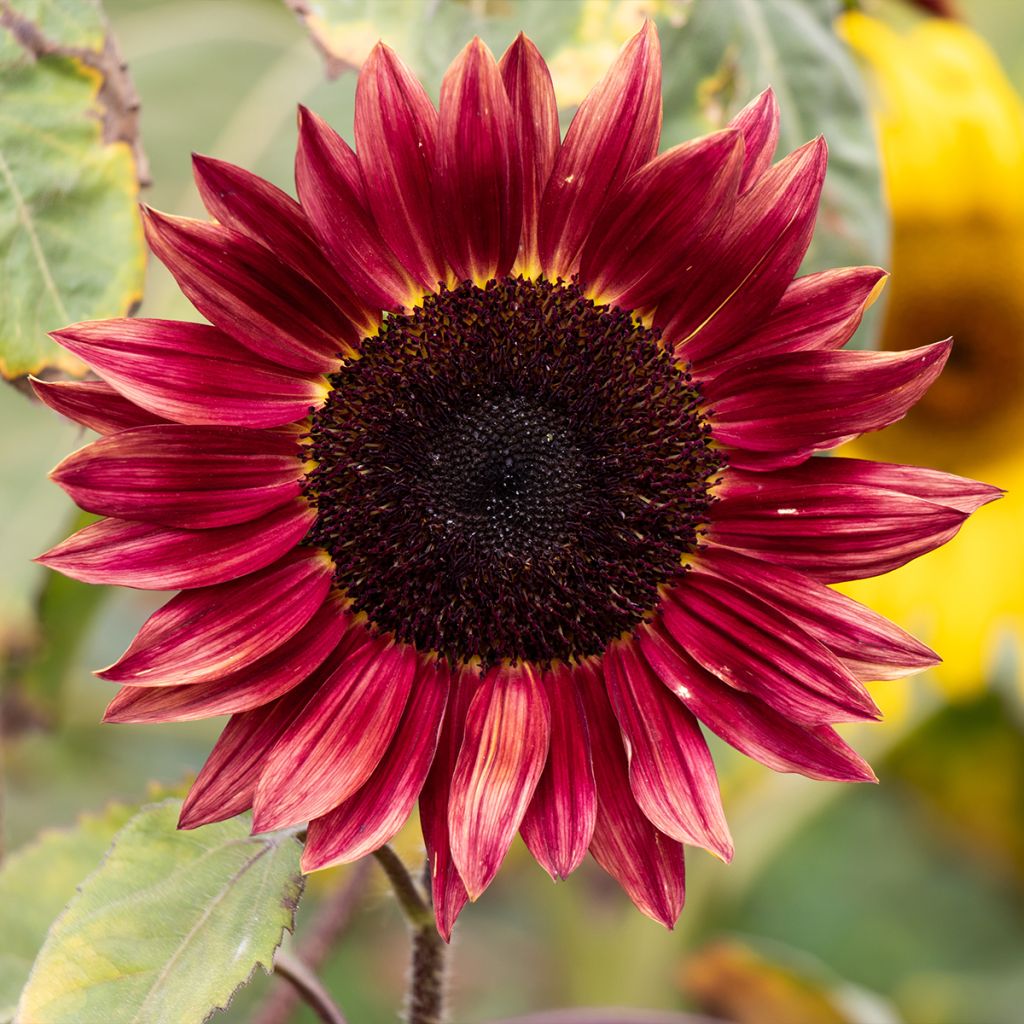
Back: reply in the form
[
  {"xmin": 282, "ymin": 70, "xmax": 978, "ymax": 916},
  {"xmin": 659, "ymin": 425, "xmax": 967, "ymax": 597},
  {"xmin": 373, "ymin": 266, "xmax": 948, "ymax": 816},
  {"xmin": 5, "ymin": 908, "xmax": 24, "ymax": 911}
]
[{"xmin": 35, "ymin": 24, "xmax": 999, "ymax": 936}]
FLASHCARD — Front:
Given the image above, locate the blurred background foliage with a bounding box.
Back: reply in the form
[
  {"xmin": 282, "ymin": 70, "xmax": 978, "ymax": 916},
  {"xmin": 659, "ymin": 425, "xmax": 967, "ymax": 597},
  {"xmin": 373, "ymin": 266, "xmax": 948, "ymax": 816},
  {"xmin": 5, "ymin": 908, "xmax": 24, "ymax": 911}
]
[{"xmin": 0, "ymin": 1, "xmax": 1022, "ymax": 1022}]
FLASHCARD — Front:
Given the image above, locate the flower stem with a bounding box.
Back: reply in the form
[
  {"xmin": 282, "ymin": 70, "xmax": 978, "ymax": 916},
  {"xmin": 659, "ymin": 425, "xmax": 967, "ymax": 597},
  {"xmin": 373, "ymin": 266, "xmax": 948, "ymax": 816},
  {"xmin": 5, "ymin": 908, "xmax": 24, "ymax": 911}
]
[
  {"xmin": 372, "ymin": 847, "xmax": 447, "ymax": 1024},
  {"xmin": 272, "ymin": 949, "xmax": 347, "ymax": 1024}
]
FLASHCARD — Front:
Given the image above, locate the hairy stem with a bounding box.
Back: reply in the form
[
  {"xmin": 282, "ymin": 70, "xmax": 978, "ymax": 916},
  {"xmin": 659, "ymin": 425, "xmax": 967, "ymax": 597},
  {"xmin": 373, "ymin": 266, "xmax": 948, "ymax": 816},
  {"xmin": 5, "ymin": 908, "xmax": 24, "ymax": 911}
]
[
  {"xmin": 372, "ymin": 848, "xmax": 448, "ymax": 1024},
  {"xmin": 272, "ymin": 949, "xmax": 347, "ymax": 1024}
]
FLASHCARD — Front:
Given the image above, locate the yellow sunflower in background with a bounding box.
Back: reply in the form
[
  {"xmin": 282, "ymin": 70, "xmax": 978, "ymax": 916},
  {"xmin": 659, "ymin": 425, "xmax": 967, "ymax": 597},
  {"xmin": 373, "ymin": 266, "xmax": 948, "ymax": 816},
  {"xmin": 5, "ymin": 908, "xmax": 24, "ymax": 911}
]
[{"xmin": 837, "ymin": 12, "xmax": 1024, "ymax": 700}]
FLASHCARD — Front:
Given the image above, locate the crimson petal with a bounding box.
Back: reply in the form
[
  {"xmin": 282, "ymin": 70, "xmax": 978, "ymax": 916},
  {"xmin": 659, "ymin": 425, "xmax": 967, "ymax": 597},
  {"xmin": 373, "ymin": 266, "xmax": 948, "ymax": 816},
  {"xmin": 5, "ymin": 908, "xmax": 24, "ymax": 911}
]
[
  {"xmin": 604, "ymin": 643, "xmax": 733, "ymax": 860},
  {"xmin": 638, "ymin": 623, "xmax": 876, "ymax": 783},
  {"xmin": 659, "ymin": 573, "xmax": 879, "ymax": 724},
  {"xmin": 253, "ymin": 632, "xmax": 416, "ymax": 832},
  {"xmin": 712, "ymin": 461, "xmax": 978, "ymax": 581},
  {"xmin": 519, "ymin": 663, "xmax": 597, "ymax": 881},
  {"xmin": 577, "ymin": 662, "xmax": 685, "ymax": 928},
  {"xmin": 437, "ymin": 38, "xmax": 522, "ymax": 283},
  {"xmin": 50, "ymin": 424, "xmax": 304, "ymax": 529},
  {"xmin": 296, "ymin": 106, "xmax": 415, "ymax": 312},
  {"xmin": 578, "ymin": 130, "xmax": 743, "ymax": 310},
  {"xmin": 702, "ymin": 266, "xmax": 888, "ymax": 370},
  {"xmin": 420, "ymin": 670, "xmax": 475, "ymax": 940},
  {"xmin": 103, "ymin": 597, "xmax": 349, "ymax": 723},
  {"xmin": 694, "ymin": 547, "xmax": 938, "ymax": 681},
  {"xmin": 192, "ymin": 154, "xmax": 377, "ymax": 335},
  {"xmin": 31, "ymin": 378, "xmax": 165, "ymax": 434},
  {"xmin": 37, "ymin": 500, "xmax": 313, "ymax": 590},
  {"xmin": 499, "ymin": 33, "xmax": 559, "ymax": 275},
  {"xmin": 142, "ymin": 207, "xmax": 355, "ymax": 370},
  {"xmin": 728, "ymin": 88, "xmax": 780, "ymax": 192},
  {"xmin": 177, "ymin": 679, "xmax": 319, "ymax": 829},
  {"xmin": 50, "ymin": 318, "xmax": 328, "ymax": 429},
  {"xmin": 355, "ymin": 44, "xmax": 445, "ymax": 291},
  {"xmin": 303, "ymin": 658, "xmax": 450, "ymax": 869},
  {"xmin": 448, "ymin": 663, "xmax": 550, "ymax": 900},
  {"xmin": 538, "ymin": 22, "xmax": 661, "ymax": 278},
  {"xmin": 98, "ymin": 549, "xmax": 333, "ymax": 685},
  {"xmin": 705, "ymin": 340, "xmax": 952, "ymax": 470},
  {"xmin": 662, "ymin": 138, "xmax": 827, "ymax": 367}
]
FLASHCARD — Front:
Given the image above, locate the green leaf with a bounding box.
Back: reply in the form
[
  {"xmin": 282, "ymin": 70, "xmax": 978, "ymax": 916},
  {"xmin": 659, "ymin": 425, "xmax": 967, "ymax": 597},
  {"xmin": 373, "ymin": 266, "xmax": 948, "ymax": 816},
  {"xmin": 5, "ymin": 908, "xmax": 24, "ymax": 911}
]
[
  {"xmin": 16, "ymin": 800, "xmax": 305, "ymax": 1024},
  {"xmin": 285, "ymin": 0, "xmax": 586, "ymax": 90},
  {"xmin": 658, "ymin": 0, "xmax": 888, "ymax": 282},
  {"xmin": 0, "ymin": 0, "xmax": 147, "ymax": 378},
  {"xmin": 0, "ymin": 802, "xmax": 135, "ymax": 1023}
]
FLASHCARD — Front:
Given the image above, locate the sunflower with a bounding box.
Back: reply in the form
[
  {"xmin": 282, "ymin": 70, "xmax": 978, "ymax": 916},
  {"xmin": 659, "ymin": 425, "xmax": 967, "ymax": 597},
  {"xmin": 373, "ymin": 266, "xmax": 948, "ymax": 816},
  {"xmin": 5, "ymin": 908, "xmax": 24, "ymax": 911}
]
[
  {"xmin": 838, "ymin": 12, "xmax": 1024, "ymax": 698},
  {"xmin": 34, "ymin": 26, "xmax": 996, "ymax": 937}
]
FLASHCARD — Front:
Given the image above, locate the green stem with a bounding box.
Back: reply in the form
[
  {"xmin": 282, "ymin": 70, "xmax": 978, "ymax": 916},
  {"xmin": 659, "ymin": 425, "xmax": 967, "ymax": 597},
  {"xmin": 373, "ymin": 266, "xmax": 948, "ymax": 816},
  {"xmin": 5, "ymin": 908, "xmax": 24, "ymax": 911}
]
[{"xmin": 372, "ymin": 847, "xmax": 447, "ymax": 1024}]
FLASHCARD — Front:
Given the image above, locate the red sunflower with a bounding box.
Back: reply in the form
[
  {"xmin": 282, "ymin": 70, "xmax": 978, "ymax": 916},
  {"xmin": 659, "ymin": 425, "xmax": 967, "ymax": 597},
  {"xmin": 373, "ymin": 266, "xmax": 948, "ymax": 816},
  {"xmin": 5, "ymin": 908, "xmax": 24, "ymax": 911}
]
[{"xmin": 35, "ymin": 25, "xmax": 998, "ymax": 938}]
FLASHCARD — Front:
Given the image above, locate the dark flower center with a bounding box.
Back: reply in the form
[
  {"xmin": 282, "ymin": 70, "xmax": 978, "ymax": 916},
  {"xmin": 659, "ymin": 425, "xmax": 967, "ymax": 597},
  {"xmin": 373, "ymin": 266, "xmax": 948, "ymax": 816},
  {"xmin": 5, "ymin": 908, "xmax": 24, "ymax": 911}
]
[{"xmin": 305, "ymin": 277, "xmax": 722, "ymax": 667}]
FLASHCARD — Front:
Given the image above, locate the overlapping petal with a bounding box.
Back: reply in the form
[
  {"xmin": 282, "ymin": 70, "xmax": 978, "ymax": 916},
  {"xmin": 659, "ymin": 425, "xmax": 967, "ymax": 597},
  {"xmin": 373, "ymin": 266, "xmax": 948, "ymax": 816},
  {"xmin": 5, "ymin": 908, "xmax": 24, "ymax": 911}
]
[
  {"xmin": 704, "ymin": 340, "xmax": 952, "ymax": 469},
  {"xmin": 661, "ymin": 137, "xmax": 828, "ymax": 367},
  {"xmin": 142, "ymin": 207, "xmax": 357, "ymax": 369},
  {"xmin": 50, "ymin": 424, "xmax": 305, "ymax": 529},
  {"xmin": 31, "ymin": 378, "xmax": 165, "ymax": 434},
  {"xmin": 711, "ymin": 459, "xmax": 981, "ymax": 581},
  {"xmin": 192, "ymin": 154, "xmax": 377, "ymax": 335},
  {"xmin": 303, "ymin": 658, "xmax": 449, "ymax": 869},
  {"xmin": 604, "ymin": 642, "xmax": 733, "ymax": 860},
  {"xmin": 99, "ymin": 549, "xmax": 333, "ymax": 686},
  {"xmin": 659, "ymin": 572, "xmax": 880, "ymax": 724},
  {"xmin": 729, "ymin": 88, "xmax": 780, "ymax": 191},
  {"xmin": 519, "ymin": 663, "xmax": 597, "ymax": 881},
  {"xmin": 50, "ymin": 318, "xmax": 329, "ymax": 429},
  {"xmin": 448, "ymin": 663, "xmax": 550, "ymax": 900},
  {"xmin": 538, "ymin": 21, "xmax": 661, "ymax": 278},
  {"xmin": 437, "ymin": 38, "xmax": 522, "ymax": 283},
  {"xmin": 252, "ymin": 632, "xmax": 417, "ymax": 832},
  {"xmin": 576, "ymin": 662, "xmax": 685, "ymax": 928},
  {"xmin": 296, "ymin": 106, "xmax": 415, "ymax": 312},
  {"xmin": 578, "ymin": 130, "xmax": 743, "ymax": 309},
  {"xmin": 638, "ymin": 623, "xmax": 876, "ymax": 783},
  {"xmin": 37, "ymin": 500, "xmax": 314, "ymax": 590},
  {"xmin": 103, "ymin": 598, "xmax": 349, "ymax": 724}
]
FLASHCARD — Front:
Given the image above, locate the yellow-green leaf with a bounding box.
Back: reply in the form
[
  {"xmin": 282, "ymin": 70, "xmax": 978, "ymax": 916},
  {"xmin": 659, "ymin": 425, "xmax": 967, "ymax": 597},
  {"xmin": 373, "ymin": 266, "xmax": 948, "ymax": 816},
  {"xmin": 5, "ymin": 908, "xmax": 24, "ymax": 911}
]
[
  {"xmin": 0, "ymin": 802, "xmax": 135, "ymax": 1023},
  {"xmin": 16, "ymin": 800, "xmax": 304, "ymax": 1024},
  {"xmin": 0, "ymin": 0, "xmax": 146, "ymax": 379}
]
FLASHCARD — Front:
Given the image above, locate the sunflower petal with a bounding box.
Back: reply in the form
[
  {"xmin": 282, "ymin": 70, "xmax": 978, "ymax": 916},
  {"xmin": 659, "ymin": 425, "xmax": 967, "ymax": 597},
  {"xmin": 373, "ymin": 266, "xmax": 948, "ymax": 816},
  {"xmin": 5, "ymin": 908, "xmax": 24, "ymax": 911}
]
[
  {"xmin": 192, "ymin": 154, "xmax": 377, "ymax": 335},
  {"xmin": 252, "ymin": 633, "xmax": 416, "ymax": 832},
  {"xmin": 37, "ymin": 500, "xmax": 313, "ymax": 590},
  {"xmin": 448, "ymin": 663, "xmax": 550, "ymax": 900},
  {"xmin": 519, "ymin": 663, "xmax": 596, "ymax": 881},
  {"xmin": 705, "ymin": 340, "xmax": 952, "ymax": 469},
  {"xmin": 639, "ymin": 623, "xmax": 876, "ymax": 783},
  {"xmin": 659, "ymin": 573, "xmax": 880, "ymax": 724},
  {"xmin": 141, "ymin": 207, "xmax": 355, "ymax": 370},
  {"xmin": 499, "ymin": 33, "xmax": 560, "ymax": 275},
  {"xmin": 31, "ymin": 378, "xmax": 165, "ymax": 434},
  {"xmin": 538, "ymin": 21, "xmax": 661, "ymax": 278},
  {"xmin": 728, "ymin": 88, "xmax": 780, "ymax": 191},
  {"xmin": 50, "ymin": 318, "xmax": 328, "ymax": 429},
  {"xmin": 50, "ymin": 424, "xmax": 304, "ymax": 529},
  {"xmin": 604, "ymin": 642, "xmax": 733, "ymax": 860},
  {"xmin": 98, "ymin": 549, "xmax": 333, "ymax": 686},
  {"xmin": 103, "ymin": 598, "xmax": 349, "ymax": 724},
  {"xmin": 296, "ymin": 106, "xmax": 415, "ymax": 312},
  {"xmin": 303, "ymin": 658, "xmax": 450, "ymax": 868},
  {"xmin": 577, "ymin": 662, "xmax": 685, "ymax": 928},
  {"xmin": 355, "ymin": 44, "xmax": 444, "ymax": 291},
  {"xmin": 437, "ymin": 37, "xmax": 522, "ymax": 283}
]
